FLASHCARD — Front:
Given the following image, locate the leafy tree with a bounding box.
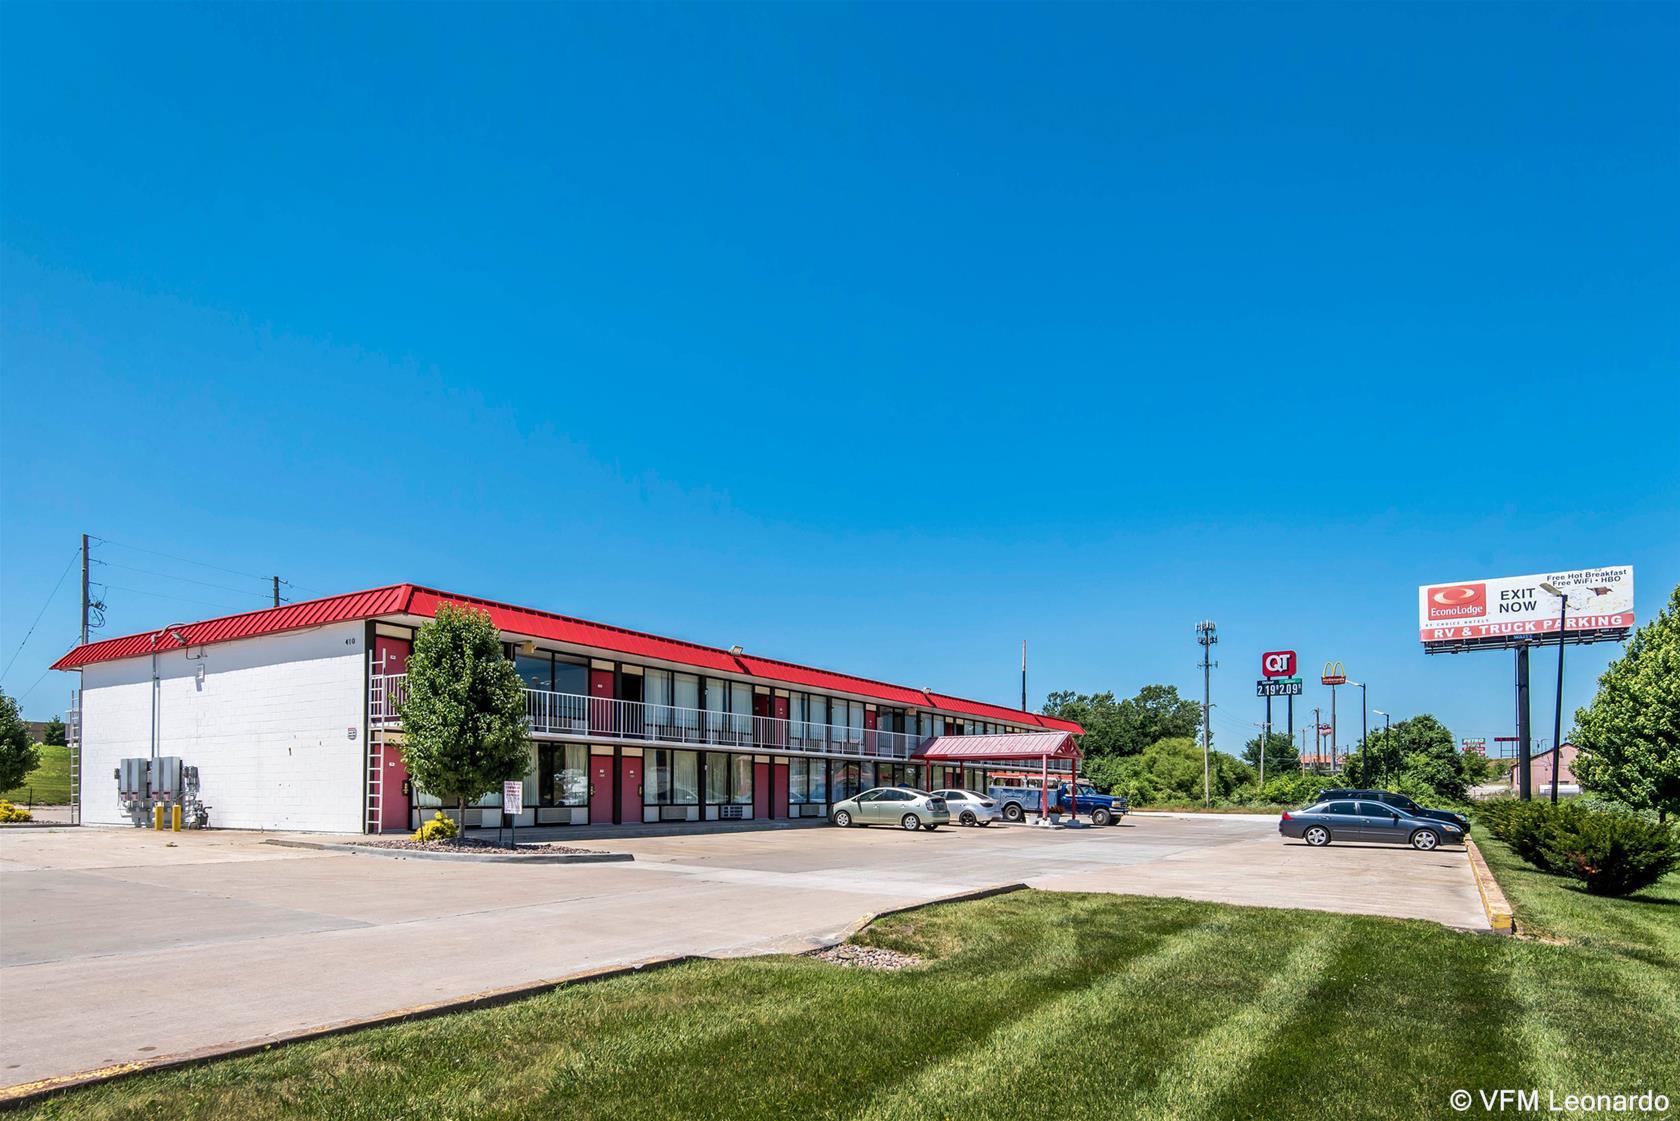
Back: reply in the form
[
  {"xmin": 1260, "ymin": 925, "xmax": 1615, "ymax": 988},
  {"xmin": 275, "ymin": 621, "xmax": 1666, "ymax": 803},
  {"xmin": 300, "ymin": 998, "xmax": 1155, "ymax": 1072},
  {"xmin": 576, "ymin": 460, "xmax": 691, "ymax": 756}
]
[
  {"xmin": 1339, "ymin": 713, "xmax": 1482, "ymax": 802},
  {"xmin": 43, "ymin": 715, "xmax": 67, "ymax": 747},
  {"xmin": 398, "ymin": 604, "xmax": 531, "ymax": 833},
  {"xmin": 1574, "ymin": 584, "xmax": 1680, "ymax": 821},
  {"xmin": 0, "ymin": 690, "xmax": 41, "ymax": 792},
  {"xmin": 1043, "ymin": 684, "xmax": 1202, "ymax": 758},
  {"xmin": 1097, "ymin": 736, "xmax": 1251, "ymax": 804},
  {"xmin": 1241, "ymin": 731, "xmax": 1300, "ymax": 778}
]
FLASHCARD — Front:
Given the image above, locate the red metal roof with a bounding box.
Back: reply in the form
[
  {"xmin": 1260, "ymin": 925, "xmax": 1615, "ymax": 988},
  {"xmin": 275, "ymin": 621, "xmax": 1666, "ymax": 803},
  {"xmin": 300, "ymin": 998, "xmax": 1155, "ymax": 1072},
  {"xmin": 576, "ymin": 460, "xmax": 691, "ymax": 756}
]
[
  {"xmin": 50, "ymin": 585, "xmax": 414, "ymax": 670},
  {"xmin": 915, "ymin": 731, "xmax": 1081, "ymax": 761},
  {"xmin": 925, "ymin": 692, "xmax": 1051, "ymax": 728},
  {"xmin": 1036, "ymin": 714, "xmax": 1085, "ymax": 734},
  {"xmin": 50, "ymin": 583, "xmax": 1081, "ymax": 733},
  {"xmin": 734, "ymin": 655, "xmax": 929, "ymax": 709},
  {"xmin": 405, "ymin": 588, "xmax": 744, "ymax": 674}
]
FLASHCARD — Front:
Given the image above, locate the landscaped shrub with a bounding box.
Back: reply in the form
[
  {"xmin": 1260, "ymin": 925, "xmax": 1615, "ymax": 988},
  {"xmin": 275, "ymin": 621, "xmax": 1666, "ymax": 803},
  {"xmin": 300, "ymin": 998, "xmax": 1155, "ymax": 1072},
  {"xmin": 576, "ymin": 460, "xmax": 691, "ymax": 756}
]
[
  {"xmin": 1540, "ymin": 812, "xmax": 1680, "ymax": 897},
  {"xmin": 1479, "ymin": 799, "xmax": 1577, "ymax": 872},
  {"xmin": 0, "ymin": 799, "xmax": 32, "ymax": 823},
  {"xmin": 412, "ymin": 811, "xmax": 459, "ymax": 843}
]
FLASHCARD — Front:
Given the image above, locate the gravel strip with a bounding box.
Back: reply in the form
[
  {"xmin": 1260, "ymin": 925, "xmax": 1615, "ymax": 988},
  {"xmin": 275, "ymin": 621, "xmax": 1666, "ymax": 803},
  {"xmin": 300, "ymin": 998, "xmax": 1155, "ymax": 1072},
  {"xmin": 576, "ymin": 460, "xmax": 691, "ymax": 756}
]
[
  {"xmin": 807, "ymin": 944, "xmax": 923, "ymax": 970},
  {"xmin": 351, "ymin": 838, "xmax": 607, "ymax": 856}
]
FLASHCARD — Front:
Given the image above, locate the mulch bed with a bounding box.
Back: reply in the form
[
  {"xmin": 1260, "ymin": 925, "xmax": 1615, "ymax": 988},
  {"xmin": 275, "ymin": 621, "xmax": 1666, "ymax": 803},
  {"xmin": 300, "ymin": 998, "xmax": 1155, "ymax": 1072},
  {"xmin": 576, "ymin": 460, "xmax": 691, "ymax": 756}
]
[
  {"xmin": 352, "ymin": 838, "xmax": 607, "ymax": 856},
  {"xmin": 807, "ymin": 944, "xmax": 923, "ymax": 970}
]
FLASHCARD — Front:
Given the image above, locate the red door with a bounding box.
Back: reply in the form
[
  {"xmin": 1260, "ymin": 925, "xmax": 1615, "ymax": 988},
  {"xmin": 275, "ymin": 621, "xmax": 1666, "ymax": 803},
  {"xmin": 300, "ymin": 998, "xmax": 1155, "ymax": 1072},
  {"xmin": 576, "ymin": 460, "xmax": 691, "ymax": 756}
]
[
  {"xmin": 752, "ymin": 692, "xmax": 771, "ymax": 747},
  {"xmin": 619, "ymin": 755, "xmax": 643, "ymax": 825},
  {"xmin": 772, "ymin": 761, "xmax": 789, "ymax": 818},
  {"xmin": 372, "ymin": 636, "xmax": 412, "ymax": 831},
  {"xmin": 753, "ymin": 761, "xmax": 769, "ymax": 819},
  {"xmin": 772, "ymin": 694, "xmax": 790, "ymax": 749},
  {"xmin": 589, "ymin": 668, "xmax": 615, "ymax": 735},
  {"xmin": 589, "ymin": 755, "xmax": 614, "ymax": 823},
  {"xmin": 382, "ymin": 748, "xmax": 411, "ymax": 833},
  {"xmin": 864, "ymin": 708, "xmax": 878, "ymax": 756}
]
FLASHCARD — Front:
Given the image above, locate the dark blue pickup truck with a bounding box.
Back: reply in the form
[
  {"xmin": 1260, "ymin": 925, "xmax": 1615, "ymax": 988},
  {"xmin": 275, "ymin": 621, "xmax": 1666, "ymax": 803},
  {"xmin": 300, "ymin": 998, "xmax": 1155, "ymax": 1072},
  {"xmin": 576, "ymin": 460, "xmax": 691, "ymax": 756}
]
[{"xmin": 986, "ymin": 780, "xmax": 1129, "ymax": 825}]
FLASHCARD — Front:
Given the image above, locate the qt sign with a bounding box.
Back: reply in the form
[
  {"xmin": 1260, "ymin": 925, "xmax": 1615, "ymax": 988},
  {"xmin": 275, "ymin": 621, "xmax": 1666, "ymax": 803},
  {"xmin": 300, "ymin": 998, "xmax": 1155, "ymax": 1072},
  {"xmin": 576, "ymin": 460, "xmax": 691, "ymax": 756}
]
[{"xmin": 1261, "ymin": 650, "xmax": 1297, "ymax": 678}]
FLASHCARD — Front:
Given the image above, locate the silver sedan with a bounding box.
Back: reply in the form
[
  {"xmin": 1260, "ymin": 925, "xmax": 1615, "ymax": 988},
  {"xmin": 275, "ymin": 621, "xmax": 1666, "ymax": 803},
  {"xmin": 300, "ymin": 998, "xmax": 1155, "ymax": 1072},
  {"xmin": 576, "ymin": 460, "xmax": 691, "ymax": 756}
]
[{"xmin": 931, "ymin": 788, "xmax": 998, "ymax": 827}]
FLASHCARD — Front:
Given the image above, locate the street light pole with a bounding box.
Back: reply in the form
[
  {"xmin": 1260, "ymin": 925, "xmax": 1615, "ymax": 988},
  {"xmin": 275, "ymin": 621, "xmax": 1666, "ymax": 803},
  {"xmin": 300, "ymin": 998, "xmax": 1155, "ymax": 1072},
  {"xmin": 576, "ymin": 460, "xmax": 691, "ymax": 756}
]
[
  {"xmin": 1373, "ymin": 709, "xmax": 1390, "ymax": 783},
  {"xmin": 1253, "ymin": 720, "xmax": 1272, "ymax": 790},
  {"xmin": 1539, "ymin": 582, "xmax": 1570, "ymax": 805}
]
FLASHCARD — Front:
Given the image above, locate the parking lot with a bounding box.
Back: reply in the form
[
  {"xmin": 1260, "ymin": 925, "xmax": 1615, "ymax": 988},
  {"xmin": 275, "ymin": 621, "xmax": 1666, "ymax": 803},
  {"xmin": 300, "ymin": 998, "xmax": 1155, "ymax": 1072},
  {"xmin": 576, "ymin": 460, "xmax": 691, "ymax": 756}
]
[{"xmin": 0, "ymin": 814, "xmax": 1485, "ymax": 1091}]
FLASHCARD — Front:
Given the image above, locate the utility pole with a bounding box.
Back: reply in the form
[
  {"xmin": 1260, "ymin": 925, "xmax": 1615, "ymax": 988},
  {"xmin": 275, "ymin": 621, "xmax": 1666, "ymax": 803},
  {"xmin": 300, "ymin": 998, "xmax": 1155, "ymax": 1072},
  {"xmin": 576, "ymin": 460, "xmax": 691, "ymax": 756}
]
[
  {"xmin": 1253, "ymin": 720, "xmax": 1271, "ymax": 789},
  {"xmin": 1020, "ymin": 639, "xmax": 1027, "ymax": 713},
  {"xmin": 1196, "ymin": 621, "xmax": 1218, "ymax": 806},
  {"xmin": 81, "ymin": 533, "xmax": 91, "ymax": 646},
  {"xmin": 273, "ymin": 576, "xmax": 281, "ymax": 608},
  {"xmin": 1312, "ymin": 706, "xmax": 1323, "ymax": 774}
]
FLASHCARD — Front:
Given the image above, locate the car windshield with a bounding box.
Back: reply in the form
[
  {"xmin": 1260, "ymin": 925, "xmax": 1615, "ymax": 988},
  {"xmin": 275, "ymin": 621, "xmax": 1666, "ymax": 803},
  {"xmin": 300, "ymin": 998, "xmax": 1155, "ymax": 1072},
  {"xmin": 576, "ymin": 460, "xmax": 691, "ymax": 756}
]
[{"xmin": 1075, "ymin": 785, "xmax": 1098, "ymax": 796}]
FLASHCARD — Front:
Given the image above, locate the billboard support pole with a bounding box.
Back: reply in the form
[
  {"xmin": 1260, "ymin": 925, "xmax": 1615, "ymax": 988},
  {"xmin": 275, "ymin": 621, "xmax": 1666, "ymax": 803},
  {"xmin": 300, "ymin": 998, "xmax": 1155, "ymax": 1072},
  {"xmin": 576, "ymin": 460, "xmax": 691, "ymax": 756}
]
[
  {"xmin": 1287, "ymin": 694, "xmax": 1293, "ymax": 742},
  {"xmin": 1516, "ymin": 644, "xmax": 1532, "ymax": 802},
  {"xmin": 1330, "ymin": 685, "xmax": 1338, "ymax": 772}
]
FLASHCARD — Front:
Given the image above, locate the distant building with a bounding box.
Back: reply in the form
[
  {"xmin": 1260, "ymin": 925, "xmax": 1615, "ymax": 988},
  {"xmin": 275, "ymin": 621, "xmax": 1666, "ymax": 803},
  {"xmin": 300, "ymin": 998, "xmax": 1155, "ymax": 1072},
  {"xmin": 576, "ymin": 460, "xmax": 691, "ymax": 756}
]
[{"xmin": 1509, "ymin": 742, "xmax": 1579, "ymax": 794}]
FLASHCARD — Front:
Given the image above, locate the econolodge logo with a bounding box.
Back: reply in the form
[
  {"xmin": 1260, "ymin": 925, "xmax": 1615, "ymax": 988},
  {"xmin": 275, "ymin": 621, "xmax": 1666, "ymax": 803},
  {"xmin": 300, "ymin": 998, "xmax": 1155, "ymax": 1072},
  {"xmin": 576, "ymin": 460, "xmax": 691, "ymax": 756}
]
[{"xmin": 1427, "ymin": 583, "xmax": 1486, "ymax": 621}]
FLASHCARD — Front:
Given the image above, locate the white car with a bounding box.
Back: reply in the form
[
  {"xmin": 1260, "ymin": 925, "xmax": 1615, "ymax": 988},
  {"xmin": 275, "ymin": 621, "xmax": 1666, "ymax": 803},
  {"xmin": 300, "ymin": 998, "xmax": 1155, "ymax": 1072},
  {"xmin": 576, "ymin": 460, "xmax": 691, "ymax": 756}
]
[{"xmin": 932, "ymin": 788, "xmax": 998, "ymax": 827}]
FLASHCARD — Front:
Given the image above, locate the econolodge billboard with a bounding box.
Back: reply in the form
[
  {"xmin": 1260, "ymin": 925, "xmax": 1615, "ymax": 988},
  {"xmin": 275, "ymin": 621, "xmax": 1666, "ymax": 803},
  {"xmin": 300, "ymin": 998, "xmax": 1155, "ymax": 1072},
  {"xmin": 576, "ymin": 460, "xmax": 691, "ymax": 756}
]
[{"xmin": 1418, "ymin": 566, "xmax": 1635, "ymax": 645}]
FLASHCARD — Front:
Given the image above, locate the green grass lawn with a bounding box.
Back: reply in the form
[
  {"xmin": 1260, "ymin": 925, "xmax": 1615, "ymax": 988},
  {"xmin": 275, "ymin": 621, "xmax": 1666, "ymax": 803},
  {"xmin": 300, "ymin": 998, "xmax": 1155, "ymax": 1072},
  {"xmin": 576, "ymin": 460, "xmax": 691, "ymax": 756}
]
[
  {"xmin": 19, "ymin": 877, "xmax": 1679, "ymax": 1121},
  {"xmin": 1473, "ymin": 829, "xmax": 1679, "ymax": 970},
  {"xmin": 1, "ymin": 743, "xmax": 70, "ymax": 804}
]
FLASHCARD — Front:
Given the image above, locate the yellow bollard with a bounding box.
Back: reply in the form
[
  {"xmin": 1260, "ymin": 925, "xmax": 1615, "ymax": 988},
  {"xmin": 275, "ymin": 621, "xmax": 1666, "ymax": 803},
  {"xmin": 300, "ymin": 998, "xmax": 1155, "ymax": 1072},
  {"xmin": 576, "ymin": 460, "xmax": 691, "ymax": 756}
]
[
  {"xmin": 172, "ymin": 804, "xmax": 182, "ymax": 832},
  {"xmin": 153, "ymin": 803, "xmax": 164, "ymax": 831}
]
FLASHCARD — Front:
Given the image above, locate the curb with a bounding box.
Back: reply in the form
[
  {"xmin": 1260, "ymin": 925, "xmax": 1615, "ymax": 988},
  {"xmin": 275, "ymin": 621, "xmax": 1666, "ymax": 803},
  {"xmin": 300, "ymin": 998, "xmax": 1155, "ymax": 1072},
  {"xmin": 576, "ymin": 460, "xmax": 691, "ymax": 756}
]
[
  {"xmin": 0, "ymin": 955, "xmax": 698, "ymax": 1110},
  {"xmin": 834, "ymin": 881, "xmax": 1029, "ymax": 941},
  {"xmin": 0, "ymin": 882, "xmax": 1029, "ymax": 1111},
  {"xmin": 260, "ymin": 838, "xmax": 633, "ymax": 864},
  {"xmin": 1466, "ymin": 837, "xmax": 1515, "ymax": 936}
]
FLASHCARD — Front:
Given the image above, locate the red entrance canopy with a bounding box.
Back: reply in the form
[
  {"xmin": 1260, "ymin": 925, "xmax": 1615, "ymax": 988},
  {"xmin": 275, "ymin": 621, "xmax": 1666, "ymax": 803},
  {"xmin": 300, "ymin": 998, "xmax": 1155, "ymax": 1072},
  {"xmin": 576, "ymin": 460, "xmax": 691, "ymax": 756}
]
[{"xmin": 913, "ymin": 731, "xmax": 1081, "ymax": 762}]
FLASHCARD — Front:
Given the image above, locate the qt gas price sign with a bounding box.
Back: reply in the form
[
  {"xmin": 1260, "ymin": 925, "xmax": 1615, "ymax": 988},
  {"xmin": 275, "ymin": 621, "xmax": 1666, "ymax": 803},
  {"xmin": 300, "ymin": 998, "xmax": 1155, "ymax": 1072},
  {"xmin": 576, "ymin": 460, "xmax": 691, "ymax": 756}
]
[{"xmin": 1261, "ymin": 650, "xmax": 1297, "ymax": 678}]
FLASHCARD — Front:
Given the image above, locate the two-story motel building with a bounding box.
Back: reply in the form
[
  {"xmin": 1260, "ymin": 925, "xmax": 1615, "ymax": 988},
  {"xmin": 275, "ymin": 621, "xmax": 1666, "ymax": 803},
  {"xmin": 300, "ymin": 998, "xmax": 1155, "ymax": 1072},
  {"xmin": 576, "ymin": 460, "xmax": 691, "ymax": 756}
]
[{"xmin": 52, "ymin": 584, "xmax": 1083, "ymax": 834}]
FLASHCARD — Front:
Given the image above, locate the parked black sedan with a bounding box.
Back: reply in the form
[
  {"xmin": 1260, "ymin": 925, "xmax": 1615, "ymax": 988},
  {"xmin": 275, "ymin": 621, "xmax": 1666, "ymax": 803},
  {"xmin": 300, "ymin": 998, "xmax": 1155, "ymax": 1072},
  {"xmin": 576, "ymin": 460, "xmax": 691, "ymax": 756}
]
[
  {"xmin": 1280, "ymin": 798, "xmax": 1466, "ymax": 850},
  {"xmin": 1315, "ymin": 788, "xmax": 1471, "ymax": 835}
]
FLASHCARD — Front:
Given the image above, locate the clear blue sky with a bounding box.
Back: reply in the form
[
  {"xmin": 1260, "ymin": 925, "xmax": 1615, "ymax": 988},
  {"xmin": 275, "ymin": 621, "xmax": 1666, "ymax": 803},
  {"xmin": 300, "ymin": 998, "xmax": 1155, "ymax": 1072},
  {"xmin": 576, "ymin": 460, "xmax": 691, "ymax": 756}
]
[{"xmin": 3, "ymin": 4, "xmax": 1676, "ymax": 756}]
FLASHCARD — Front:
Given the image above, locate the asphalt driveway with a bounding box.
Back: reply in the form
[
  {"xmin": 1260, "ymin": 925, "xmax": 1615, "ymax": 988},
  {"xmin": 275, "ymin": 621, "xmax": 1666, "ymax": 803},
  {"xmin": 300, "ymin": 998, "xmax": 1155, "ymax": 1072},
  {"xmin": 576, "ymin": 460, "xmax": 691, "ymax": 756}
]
[{"xmin": 0, "ymin": 814, "xmax": 1485, "ymax": 1091}]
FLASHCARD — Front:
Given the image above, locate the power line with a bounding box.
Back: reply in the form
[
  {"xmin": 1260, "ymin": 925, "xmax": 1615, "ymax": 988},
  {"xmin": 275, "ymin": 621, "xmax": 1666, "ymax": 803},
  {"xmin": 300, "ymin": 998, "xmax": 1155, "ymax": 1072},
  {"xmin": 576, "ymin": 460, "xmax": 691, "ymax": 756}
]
[
  {"xmin": 91, "ymin": 536, "xmax": 282, "ymax": 586},
  {"xmin": 1, "ymin": 549, "xmax": 81, "ymax": 685},
  {"xmin": 101, "ymin": 584, "xmax": 258, "ymax": 615},
  {"xmin": 94, "ymin": 560, "xmax": 276, "ymax": 602}
]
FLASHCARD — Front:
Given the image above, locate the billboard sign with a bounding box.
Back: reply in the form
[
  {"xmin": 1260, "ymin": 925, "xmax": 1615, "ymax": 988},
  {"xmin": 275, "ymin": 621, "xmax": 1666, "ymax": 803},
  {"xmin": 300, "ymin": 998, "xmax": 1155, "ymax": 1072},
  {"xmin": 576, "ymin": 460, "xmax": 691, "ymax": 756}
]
[
  {"xmin": 1419, "ymin": 566, "xmax": 1635, "ymax": 650},
  {"xmin": 1261, "ymin": 650, "xmax": 1297, "ymax": 678},
  {"xmin": 1461, "ymin": 738, "xmax": 1487, "ymax": 755},
  {"xmin": 1257, "ymin": 678, "xmax": 1303, "ymax": 697},
  {"xmin": 1321, "ymin": 661, "xmax": 1347, "ymax": 685}
]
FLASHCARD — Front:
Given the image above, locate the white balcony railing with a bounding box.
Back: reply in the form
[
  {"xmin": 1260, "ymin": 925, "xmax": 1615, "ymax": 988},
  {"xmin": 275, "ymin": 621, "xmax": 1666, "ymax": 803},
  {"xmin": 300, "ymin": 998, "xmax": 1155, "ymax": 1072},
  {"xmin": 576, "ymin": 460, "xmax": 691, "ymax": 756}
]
[{"xmin": 369, "ymin": 673, "xmax": 929, "ymax": 760}]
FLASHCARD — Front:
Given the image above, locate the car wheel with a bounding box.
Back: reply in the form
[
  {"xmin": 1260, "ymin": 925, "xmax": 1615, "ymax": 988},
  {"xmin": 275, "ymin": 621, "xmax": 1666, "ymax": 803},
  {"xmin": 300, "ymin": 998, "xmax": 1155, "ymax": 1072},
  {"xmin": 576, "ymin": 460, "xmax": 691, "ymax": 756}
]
[
  {"xmin": 831, "ymin": 809, "xmax": 852, "ymax": 827},
  {"xmin": 900, "ymin": 813, "xmax": 922, "ymax": 831},
  {"xmin": 1411, "ymin": 829, "xmax": 1440, "ymax": 851},
  {"xmin": 960, "ymin": 810, "xmax": 977, "ymax": 827},
  {"xmin": 1091, "ymin": 808, "xmax": 1112, "ymax": 827},
  {"xmin": 1304, "ymin": 825, "xmax": 1331, "ymax": 846},
  {"xmin": 1002, "ymin": 802, "xmax": 1024, "ymax": 823}
]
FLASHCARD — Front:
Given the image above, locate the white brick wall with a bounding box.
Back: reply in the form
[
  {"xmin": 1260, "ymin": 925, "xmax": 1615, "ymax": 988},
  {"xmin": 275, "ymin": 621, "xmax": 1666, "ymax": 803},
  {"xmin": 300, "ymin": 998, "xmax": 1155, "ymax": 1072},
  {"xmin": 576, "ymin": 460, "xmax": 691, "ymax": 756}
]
[{"xmin": 78, "ymin": 621, "xmax": 367, "ymax": 833}]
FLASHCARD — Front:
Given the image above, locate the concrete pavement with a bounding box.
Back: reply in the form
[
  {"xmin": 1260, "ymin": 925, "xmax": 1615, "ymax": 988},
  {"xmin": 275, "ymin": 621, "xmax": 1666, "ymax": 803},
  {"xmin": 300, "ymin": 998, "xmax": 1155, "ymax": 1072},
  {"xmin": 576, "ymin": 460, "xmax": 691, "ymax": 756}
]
[{"xmin": 0, "ymin": 814, "xmax": 1485, "ymax": 1091}]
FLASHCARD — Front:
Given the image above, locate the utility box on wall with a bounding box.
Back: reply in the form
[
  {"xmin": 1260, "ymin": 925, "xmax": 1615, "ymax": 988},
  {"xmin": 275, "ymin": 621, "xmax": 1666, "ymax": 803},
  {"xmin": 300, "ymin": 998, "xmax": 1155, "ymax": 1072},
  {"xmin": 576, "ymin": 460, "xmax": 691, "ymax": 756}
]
[{"xmin": 153, "ymin": 756, "xmax": 183, "ymax": 803}]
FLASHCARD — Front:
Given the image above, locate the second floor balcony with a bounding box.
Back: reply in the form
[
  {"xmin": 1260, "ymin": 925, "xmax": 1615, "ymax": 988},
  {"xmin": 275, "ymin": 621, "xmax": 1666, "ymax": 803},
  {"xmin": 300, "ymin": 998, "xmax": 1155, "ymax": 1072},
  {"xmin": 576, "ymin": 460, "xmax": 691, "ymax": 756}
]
[{"xmin": 369, "ymin": 673, "xmax": 930, "ymax": 761}]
